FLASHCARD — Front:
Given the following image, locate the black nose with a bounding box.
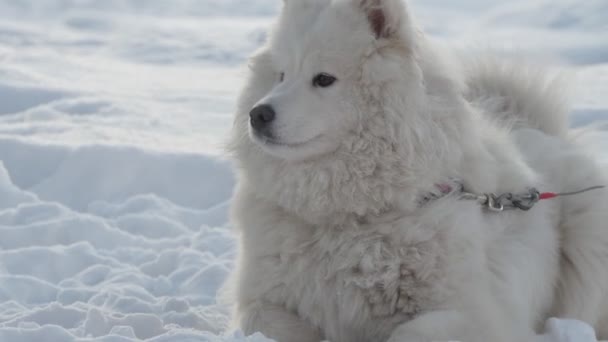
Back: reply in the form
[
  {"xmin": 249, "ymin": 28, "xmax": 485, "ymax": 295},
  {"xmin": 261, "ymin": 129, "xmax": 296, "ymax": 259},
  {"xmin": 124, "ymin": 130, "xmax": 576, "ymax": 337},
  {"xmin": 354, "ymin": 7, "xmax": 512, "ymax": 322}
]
[{"xmin": 249, "ymin": 104, "xmax": 276, "ymax": 133}]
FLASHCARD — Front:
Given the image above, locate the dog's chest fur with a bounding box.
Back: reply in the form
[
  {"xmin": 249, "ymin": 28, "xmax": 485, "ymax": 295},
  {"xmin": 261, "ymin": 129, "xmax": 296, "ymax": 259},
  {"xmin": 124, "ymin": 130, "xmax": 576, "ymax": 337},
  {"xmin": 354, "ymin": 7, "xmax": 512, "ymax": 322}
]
[{"xmin": 260, "ymin": 211, "xmax": 464, "ymax": 342}]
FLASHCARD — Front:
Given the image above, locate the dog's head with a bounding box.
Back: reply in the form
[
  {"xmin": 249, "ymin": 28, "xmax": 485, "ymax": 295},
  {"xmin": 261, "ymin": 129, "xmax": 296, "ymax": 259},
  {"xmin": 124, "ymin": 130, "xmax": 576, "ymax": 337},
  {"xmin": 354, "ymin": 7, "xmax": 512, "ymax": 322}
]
[
  {"xmin": 230, "ymin": 0, "xmax": 466, "ymax": 222},
  {"xmin": 244, "ymin": 0, "xmax": 421, "ymax": 161}
]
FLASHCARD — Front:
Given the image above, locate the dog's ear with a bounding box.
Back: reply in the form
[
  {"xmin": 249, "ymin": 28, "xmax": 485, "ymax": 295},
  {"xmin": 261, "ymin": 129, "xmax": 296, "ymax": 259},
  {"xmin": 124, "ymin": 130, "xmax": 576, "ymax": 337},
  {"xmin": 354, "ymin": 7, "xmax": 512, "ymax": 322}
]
[{"xmin": 359, "ymin": 0, "xmax": 408, "ymax": 39}]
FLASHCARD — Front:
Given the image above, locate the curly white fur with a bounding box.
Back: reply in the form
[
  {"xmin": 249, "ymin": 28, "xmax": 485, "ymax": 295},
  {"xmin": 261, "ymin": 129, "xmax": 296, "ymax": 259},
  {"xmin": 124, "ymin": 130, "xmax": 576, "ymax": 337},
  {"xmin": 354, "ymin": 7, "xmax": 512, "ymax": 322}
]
[{"xmin": 226, "ymin": 0, "xmax": 608, "ymax": 341}]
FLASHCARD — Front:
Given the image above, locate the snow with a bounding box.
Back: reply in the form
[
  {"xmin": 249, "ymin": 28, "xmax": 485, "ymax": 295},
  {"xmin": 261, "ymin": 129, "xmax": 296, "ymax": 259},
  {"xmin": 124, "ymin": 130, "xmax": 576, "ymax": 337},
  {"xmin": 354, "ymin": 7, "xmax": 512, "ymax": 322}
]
[{"xmin": 0, "ymin": 0, "xmax": 606, "ymax": 341}]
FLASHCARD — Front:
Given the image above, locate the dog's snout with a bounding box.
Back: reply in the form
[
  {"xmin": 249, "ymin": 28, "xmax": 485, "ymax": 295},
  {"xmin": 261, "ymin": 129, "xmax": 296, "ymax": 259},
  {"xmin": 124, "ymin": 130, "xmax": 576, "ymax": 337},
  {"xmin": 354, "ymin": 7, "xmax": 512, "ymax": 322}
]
[{"xmin": 250, "ymin": 104, "xmax": 276, "ymax": 133}]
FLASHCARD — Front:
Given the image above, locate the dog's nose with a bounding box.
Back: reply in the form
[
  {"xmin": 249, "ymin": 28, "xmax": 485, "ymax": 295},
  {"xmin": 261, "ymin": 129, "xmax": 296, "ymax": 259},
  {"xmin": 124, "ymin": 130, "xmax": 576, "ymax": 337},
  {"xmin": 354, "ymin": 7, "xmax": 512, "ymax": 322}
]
[{"xmin": 249, "ymin": 104, "xmax": 276, "ymax": 132}]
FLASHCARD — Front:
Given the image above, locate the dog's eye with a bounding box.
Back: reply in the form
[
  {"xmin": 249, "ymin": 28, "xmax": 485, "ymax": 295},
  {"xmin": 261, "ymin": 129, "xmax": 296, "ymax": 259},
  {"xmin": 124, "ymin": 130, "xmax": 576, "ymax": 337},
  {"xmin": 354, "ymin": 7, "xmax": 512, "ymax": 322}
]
[
  {"xmin": 279, "ymin": 72, "xmax": 285, "ymax": 82},
  {"xmin": 313, "ymin": 73, "xmax": 337, "ymax": 88}
]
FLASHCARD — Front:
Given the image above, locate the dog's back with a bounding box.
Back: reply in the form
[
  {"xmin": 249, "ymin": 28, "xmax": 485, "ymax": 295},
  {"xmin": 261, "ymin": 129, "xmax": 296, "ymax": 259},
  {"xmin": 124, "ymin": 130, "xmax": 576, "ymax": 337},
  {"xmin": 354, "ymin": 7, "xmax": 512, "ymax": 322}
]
[{"xmin": 464, "ymin": 57, "xmax": 608, "ymax": 338}]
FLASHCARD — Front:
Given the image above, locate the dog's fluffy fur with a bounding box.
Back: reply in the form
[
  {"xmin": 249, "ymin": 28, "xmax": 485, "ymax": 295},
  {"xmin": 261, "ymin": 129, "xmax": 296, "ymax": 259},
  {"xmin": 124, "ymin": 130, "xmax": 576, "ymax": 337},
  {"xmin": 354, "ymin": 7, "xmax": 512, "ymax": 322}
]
[{"xmin": 227, "ymin": 0, "xmax": 608, "ymax": 341}]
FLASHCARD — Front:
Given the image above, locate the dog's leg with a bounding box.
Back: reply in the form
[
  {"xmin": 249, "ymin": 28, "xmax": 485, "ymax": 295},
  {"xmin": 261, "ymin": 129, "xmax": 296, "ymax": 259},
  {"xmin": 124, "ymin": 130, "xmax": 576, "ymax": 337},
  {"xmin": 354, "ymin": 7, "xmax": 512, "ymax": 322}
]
[
  {"xmin": 386, "ymin": 309, "xmax": 529, "ymax": 342},
  {"xmin": 240, "ymin": 301, "xmax": 323, "ymax": 342}
]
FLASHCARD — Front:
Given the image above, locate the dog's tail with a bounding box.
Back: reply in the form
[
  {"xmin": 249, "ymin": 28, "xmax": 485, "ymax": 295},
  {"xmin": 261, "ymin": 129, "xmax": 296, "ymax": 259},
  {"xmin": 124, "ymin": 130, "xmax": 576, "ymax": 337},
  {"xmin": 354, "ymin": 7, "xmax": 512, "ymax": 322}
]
[{"xmin": 463, "ymin": 55, "xmax": 570, "ymax": 138}]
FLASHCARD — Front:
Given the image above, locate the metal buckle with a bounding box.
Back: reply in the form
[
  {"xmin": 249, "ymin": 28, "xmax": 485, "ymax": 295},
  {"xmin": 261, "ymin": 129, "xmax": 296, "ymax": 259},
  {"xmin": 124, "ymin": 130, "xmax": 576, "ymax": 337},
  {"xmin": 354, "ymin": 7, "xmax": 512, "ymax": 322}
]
[
  {"xmin": 485, "ymin": 194, "xmax": 504, "ymax": 212},
  {"xmin": 511, "ymin": 189, "xmax": 540, "ymax": 211}
]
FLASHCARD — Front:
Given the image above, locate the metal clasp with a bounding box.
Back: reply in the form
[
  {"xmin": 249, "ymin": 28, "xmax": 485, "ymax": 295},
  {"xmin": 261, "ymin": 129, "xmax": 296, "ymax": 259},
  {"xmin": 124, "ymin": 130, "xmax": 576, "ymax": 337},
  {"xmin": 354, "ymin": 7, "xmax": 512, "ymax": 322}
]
[{"xmin": 485, "ymin": 194, "xmax": 504, "ymax": 212}]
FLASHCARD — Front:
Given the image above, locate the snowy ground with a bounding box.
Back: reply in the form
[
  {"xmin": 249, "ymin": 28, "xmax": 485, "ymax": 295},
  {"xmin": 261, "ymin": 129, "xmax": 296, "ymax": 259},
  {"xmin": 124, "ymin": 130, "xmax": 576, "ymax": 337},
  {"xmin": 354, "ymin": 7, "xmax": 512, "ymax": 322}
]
[{"xmin": 0, "ymin": 0, "xmax": 606, "ymax": 341}]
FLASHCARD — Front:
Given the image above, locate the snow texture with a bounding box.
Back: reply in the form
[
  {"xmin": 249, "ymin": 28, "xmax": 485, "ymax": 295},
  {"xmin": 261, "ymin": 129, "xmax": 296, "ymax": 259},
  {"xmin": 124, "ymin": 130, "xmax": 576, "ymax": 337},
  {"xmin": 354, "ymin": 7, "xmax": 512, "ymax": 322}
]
[{"xmin": 0, "ymin": 0, "xmax": 606, "ymax": 341}]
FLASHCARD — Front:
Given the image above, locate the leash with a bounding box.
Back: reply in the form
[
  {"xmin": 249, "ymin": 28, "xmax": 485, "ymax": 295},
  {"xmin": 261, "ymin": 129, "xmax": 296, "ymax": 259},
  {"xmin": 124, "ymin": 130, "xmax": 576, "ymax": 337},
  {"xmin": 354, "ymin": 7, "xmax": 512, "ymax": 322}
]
[
  {"xmin": 461, "ymin": 185, "xmax": 606, "ymax": 212},
  {"xmin": 425, "ymin": 180, "xmax": 606, "ymax": 213}
]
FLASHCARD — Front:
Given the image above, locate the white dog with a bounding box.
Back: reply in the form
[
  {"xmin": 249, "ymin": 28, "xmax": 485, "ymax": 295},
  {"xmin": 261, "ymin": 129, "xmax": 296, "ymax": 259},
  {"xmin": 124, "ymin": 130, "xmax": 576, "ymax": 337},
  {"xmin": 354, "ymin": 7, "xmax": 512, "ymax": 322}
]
[{"xmin": 227, "ymin": 0, "xmax": 608, "ymax": 341}]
